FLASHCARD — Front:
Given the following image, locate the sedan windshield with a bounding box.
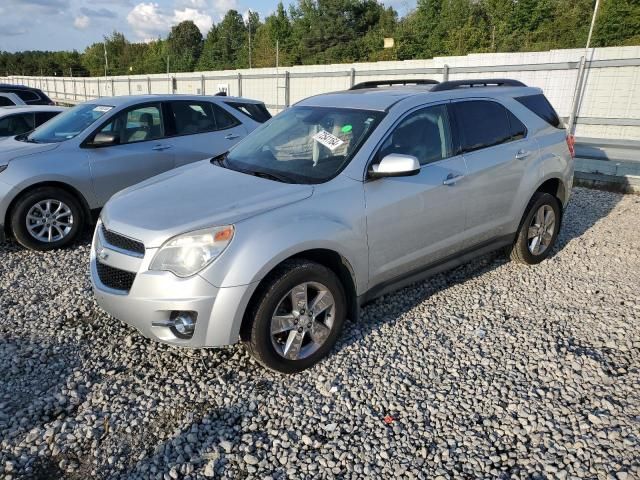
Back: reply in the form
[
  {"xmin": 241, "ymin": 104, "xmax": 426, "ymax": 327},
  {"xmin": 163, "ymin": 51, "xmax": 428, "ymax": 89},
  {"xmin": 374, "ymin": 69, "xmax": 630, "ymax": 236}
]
[
  {"xmin": 225, "ymin": 106, "xmax": 384, "ymax": 184},
  {"xmin": 25, "ymin": 103, "xmax": 113, "ymax": 143}
]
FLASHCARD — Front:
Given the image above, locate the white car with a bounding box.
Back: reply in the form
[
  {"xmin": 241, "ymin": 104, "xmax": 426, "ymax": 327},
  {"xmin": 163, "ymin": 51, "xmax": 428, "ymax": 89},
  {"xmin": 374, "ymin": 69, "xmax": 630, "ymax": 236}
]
[
  {"xmin": 0, "ymin": 92, "xmax": 26, "ymax": 107},
  {"xmin": 0, "ymin": 105, "xmax": 66, "ymax": 138}
]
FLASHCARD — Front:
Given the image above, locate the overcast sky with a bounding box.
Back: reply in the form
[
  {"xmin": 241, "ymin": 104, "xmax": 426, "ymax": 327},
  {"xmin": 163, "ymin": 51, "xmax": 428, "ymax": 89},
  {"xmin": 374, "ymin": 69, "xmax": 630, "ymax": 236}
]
[{"xmin": 0, "ymin": 0, "xmax": 417, "ymax": 53}]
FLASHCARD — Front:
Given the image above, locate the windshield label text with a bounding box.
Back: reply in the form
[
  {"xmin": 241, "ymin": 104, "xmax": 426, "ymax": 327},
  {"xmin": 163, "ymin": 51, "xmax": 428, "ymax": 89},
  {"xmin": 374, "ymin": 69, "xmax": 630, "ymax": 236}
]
[{"xmin": 313, "ymin": 130, "xmax": 345, "ymax": 151}]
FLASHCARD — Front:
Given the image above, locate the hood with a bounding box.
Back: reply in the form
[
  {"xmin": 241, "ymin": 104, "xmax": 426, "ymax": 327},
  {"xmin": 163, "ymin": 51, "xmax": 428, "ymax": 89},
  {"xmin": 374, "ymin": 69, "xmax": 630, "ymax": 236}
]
[
  {"xmin": 0, "ymin": 137, "xmax": 60, "ymax": 163},
  {"xmin": 102, "ymin": 161, "xmax": 314, "ymax": 248}
]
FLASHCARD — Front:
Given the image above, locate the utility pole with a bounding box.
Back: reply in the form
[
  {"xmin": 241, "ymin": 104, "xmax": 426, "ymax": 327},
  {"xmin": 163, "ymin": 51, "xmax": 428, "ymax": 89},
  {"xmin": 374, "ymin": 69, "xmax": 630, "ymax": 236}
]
[{"xmin": 103, "ymin": 41, "xmax": 108, "ymax": 77}]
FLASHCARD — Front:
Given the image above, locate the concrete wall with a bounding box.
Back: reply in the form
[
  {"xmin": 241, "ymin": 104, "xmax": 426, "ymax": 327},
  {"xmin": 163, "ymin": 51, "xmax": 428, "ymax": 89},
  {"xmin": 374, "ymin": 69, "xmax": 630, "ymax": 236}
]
[{"xmin": 3, "ymin": 46, "xmax": 640, "ymax": 140}]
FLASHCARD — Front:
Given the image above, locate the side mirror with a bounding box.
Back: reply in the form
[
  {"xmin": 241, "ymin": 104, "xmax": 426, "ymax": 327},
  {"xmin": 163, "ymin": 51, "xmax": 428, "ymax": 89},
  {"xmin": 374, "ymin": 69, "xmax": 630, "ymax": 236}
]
[
  {"xmin": 92, "ymin": 132, "xmax": 119, "ymax": 147},
  {"xmin": 369, "ymin": 153, "xmax": 420, "ymax": 178}
]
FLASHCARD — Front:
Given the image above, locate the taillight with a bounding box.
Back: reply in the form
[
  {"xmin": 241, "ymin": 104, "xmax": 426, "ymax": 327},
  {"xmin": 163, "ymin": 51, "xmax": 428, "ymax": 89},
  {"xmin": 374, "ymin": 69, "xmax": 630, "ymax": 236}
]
[{"xmin": 566, "ymin": 134, "xmax": 575, "ymax": 158}]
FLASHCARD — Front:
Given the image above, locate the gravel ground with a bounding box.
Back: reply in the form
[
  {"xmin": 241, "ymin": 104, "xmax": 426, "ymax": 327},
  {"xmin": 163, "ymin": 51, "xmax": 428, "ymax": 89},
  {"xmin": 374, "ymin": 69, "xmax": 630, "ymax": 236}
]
[{"xmin": 0, "ymin": 187, "xmax": 639, "ymax": 480}]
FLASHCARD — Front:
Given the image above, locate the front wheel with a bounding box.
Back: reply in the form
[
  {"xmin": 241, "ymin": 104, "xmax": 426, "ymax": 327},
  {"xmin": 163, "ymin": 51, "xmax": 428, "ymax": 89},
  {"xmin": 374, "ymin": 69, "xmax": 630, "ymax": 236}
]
[
  {"xmin": 509, "ymin": 192, "xmax": 561, "ymax": 265},
  {"xmin": 243, "ymin": 260, "xmax": 347, "ymax": 374},
  {"xmin": 11, "ymin": 187, "xmax": 85, "ymax": 251}
]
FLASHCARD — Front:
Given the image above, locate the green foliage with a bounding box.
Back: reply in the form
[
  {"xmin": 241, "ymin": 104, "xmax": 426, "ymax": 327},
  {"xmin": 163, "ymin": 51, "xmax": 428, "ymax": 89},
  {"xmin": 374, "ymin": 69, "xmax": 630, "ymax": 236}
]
[{"xmin": 0, "ymin": 0, "xmax": 637, "ymax": 77}]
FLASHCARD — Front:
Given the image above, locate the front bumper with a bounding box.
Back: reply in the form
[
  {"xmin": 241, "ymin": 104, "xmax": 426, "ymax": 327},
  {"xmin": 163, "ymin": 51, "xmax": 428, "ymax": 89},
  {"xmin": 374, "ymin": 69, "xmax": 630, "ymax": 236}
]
[{"xmin": 90, "ymin": 224, "xmax": 257, "ymax": 348}]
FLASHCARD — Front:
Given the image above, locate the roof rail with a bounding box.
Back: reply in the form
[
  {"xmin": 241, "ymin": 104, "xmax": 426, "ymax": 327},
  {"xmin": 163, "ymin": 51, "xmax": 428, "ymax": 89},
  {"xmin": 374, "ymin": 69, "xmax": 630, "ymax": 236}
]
[
  {"xmin": 349, "ymin": 79, "xmax": 439, "ymax": 90},
  {"xmin": 430, "ymin": 78, "xmax": 526, "ymax": 92}
]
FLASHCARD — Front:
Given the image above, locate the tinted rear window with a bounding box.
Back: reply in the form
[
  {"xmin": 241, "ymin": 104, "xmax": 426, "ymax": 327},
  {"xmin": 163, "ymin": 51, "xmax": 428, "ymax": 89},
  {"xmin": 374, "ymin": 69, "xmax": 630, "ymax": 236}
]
[
  {"xmin": 515, "ymin": 94, "xmax": 562, "ymax": 128},
  {"xmin": 453, "ymin": 100, "xmax": 512, "ymax": 153},
  {"xmin": 225, "ymin": 101, "xmax": 272, "ymax": 123},
  {"xmin": 0, "ymin": 97, "xmax": 13, "ymax": 106}
]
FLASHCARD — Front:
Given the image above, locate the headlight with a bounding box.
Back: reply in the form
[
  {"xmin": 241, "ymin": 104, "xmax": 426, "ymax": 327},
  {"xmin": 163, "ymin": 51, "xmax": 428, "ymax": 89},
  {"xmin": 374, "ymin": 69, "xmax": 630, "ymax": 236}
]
[{"xmin": 149, "ymin": 225, "xmax": 234, "ymax": 277}]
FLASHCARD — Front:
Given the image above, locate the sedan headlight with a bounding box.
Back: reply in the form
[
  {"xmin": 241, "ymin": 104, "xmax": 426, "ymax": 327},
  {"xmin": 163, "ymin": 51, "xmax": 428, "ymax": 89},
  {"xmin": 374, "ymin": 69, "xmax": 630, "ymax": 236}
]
[{"xmin": 149, "ymin": 225, "xmax": 234, "ymax": 277}]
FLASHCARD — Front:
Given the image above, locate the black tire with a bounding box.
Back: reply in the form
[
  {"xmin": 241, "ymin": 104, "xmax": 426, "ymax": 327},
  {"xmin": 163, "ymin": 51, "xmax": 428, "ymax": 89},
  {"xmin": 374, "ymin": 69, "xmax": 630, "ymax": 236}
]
[
  {"xmin": 243, "ymin": 259, "xmax": 347, "ymax": 374},
  {"xmin": 11, "ymin": 187, "xmax": 85, "ymax": 251},
  {"xmin": 509, "ymin": 192, "xmax": 561, "ymax": 265}
]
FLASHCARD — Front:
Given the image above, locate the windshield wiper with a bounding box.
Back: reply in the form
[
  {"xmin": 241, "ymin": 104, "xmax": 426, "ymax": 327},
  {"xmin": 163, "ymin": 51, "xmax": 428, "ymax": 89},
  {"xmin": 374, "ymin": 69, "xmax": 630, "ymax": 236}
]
[{"xmin": 248, "ymin": 170, "xmax": 294, "ymax": 183}]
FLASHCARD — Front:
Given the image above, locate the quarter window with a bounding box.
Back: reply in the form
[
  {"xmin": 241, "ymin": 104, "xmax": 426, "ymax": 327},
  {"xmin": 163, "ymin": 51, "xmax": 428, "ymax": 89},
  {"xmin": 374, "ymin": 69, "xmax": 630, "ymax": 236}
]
[
  {"xmin": 379, "ymin": 104, "xmax": 453, "ymax": 165},
  {"xmin": 225, "ymin": 101, "xmax": 272, "ymax": 123},
  {"xmin": 35, "ymin": 111, "xmax": 61, "ymax": 127},
  {"xmin": 506, "ymin": 109, "xmax": 527, "ymax": 140},
  {"xmin": 0, "ymin": 113, "xmax": 34, "ymax": 136},
  {"xmin": 212, "ymin": 104, "xmax": 241, "ymax": 130},
  {"xmin": 452, "ymin": 100, "xmax": 513, "ymax": 153},
  {"xmin": 99, "ymin": 104, "xmax": 164, "ymax": 144},
  {"xmin": 0, "ymin": 97, "xmax": 14, "ymax": 106},
  {"xmin": 515, "ymin": 94, "xmax": 562, "ymax": 128}
]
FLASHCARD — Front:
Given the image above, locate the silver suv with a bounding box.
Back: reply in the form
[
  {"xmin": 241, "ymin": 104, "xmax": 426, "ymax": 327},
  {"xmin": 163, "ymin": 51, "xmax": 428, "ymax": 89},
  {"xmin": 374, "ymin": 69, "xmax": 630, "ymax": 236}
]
[
  {"xmin": 0, "ymin": 95, "xmax": 268, "ymax": 250},
  {"xmin": 91, "ymin": 79, "xmax": 574, "ymax": 373}
]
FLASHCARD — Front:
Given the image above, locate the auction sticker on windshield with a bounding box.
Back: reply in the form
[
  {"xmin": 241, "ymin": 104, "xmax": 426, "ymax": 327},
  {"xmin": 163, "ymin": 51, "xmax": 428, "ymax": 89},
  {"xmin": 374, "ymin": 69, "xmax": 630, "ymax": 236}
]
[{"xmin": 313, "ymin": 130, "xmax": 345, "ymax": 151}]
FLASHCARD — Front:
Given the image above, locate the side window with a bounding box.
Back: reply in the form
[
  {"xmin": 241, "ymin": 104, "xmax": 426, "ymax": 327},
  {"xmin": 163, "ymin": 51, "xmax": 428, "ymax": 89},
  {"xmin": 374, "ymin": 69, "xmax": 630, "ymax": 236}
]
[
  {"xmin": 506, "ymin": 109, "xmax": 527, "ymax": 140},
  {"xmin": 212, "ymin": 104, "xmax": 241, "ymax": 130},
  {"xmin": 98, "ymin": 104, "xmax": 164, "ymax": 144},
  {"xmin": 0, "ymin": 113, "xmax": 34, "ymax": 136},
  {"xmin": 224, "ymin": 101, "xmax": 272, "ymax": 123},
  {"xmin": 0, "ymin": 97, "xmax": 14, "ymax": 106},
  {"xmin": 35, "ymin": 111, "xmax": 61, "ymax": 127},
  {"xmin": 379, "ymin": 104, "xmax": 452, "ymax": 166},
  {"xmin": 515, "ymin": 94, "xmax": 562, "ymax": 128},
  {"xmin": 12, "ymin": 90, "xmax": 39, "ymax": 102},
  {"xmin": 169, "ymin": 101, "xmax": 217, "ymax": 135},
  {"xmin": 453, "ymin": 100, "xmax": 512, "ymax": 153}
]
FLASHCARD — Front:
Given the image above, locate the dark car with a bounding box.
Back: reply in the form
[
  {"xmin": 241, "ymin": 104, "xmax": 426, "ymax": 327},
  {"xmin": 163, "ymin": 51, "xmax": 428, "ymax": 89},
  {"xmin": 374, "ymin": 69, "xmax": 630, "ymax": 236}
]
[{"xmin": 0, "ymin": 84, "xmax": 54, "ymax": 106}]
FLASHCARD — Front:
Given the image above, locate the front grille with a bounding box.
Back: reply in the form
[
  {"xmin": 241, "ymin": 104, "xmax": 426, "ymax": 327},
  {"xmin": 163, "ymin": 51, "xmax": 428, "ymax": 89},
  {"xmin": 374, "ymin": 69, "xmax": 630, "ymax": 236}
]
[
  {"xmin": 101, "ymin": 225, "xmax": 145, "ymax": 256},
  {"xmin": 96, "ymin": 262, "xmax": 136, "ymax": 292}
]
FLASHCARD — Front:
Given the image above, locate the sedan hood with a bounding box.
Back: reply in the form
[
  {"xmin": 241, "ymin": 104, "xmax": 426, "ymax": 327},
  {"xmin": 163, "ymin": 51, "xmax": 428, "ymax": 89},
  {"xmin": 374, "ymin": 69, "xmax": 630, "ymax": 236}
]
[
  {"xmin": 0, "ymin": 137, "xmax": 60, "ymax": 162},
  {"xmin": 102, "ymin": 161, "xmax": 314, "ymax": 248}
]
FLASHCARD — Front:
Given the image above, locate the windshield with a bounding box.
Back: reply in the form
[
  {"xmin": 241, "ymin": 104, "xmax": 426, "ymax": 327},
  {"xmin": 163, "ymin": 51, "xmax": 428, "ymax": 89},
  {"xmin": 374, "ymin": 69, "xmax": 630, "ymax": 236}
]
[
  {"xmin": 26, "ymin": 103, "xmax": 114, "ymax": 143},
  {"xmin": 225, "ymin": 106, "xmax": 384, "ymax": 184}
]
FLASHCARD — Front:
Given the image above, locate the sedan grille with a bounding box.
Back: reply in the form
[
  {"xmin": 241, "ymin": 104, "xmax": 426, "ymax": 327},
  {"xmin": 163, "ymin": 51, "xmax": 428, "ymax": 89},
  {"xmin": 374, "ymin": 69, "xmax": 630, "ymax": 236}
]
[
  {"xmin": 101, "ymin": 225, "xmax": 145, "ymax": 256},
  {"xmin": 96, "ymin": 262, "xmax": 136, "ymax": 292}
]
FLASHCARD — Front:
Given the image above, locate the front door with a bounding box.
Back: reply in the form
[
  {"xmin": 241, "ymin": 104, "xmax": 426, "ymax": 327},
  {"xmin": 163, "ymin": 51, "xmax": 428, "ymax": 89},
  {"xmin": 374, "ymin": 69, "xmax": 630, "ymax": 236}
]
[
  {"xmin": 364, "ymin": 103, "xmax": 468, "ymax": 289},
  {"xmin": 88, "ymin": 103, "xmax": 175, "ymax": 205}
]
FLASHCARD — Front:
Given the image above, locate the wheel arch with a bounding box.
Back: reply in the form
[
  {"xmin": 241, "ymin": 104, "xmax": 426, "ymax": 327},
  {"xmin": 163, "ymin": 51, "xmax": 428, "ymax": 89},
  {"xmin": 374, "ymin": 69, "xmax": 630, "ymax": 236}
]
[
  {"xmin": 4, "ymin": 180, "xmax": 92, "ymax": 238},
  {"xmin": 239, "ymin": 248, "xmax": 359, "ymax": 341},
  {"xmin": 535, "ymin": 177, "xmax": 567, "ymax": 206}
]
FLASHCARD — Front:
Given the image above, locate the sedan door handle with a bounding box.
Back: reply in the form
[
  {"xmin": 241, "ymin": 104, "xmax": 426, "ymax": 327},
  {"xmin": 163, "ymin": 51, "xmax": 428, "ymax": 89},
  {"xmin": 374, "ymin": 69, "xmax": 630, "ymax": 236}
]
[
  {"xmin": 152, "ymin": 144, "xmax": 172, "ymax": 151},
  {"xmin": 515, "ymin": 149, "xmax": 531, "ymax": 160},
  {"xmin": 443, "ymin": 174, "xmax": 464, "ymax": 186},
  {"xmin": 224, "ymin": 133, "xmax": 241, "ymax": 140}
]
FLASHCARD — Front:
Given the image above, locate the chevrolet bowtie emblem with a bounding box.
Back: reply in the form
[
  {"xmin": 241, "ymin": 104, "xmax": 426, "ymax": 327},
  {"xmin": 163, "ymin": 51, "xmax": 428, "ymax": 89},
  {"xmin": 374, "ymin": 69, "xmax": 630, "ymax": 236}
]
[{"xmin": 97, "ymin": 248, "xmax": 109, "ymax": 261}]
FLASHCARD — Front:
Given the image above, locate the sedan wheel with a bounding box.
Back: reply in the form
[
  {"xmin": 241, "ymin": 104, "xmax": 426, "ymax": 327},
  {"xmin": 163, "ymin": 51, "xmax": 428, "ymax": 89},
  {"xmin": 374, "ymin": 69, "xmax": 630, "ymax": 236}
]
[{"xmin": 25, "ymin": 199, "xmax": 74, "ymax": 243}]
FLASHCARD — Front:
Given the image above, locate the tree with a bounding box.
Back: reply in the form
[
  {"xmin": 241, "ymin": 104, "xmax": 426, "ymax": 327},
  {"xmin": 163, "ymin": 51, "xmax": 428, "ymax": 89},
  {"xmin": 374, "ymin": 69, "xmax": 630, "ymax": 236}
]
[
  {"xmin": 167, "ymin": 21, "xmax": 204, "ymax": 72},
  {"xmin": 253, "ymin": 2, "xmax": 293, "ymax": 67}
]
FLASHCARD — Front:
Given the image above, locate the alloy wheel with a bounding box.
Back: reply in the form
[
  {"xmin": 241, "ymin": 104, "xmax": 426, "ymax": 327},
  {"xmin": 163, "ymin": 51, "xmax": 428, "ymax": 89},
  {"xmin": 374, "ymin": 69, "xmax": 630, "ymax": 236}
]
[
  {"xmin": 270, "ymin": 282, "xmax": 336, "ymax": 360},
  {"xmin": 25, "ymin": 199, "xmax": 74, "ymax": 243},
  {"xmin": 527, "ymin": 204, "xmax": 555, "ymax": 255}
]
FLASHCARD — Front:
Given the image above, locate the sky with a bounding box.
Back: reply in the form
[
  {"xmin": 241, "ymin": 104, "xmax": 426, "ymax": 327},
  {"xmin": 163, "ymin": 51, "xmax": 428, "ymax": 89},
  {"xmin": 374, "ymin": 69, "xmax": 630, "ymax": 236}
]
[{"xmin": 0, "ymin": 0, "xmax": 417, "ymax": 53}]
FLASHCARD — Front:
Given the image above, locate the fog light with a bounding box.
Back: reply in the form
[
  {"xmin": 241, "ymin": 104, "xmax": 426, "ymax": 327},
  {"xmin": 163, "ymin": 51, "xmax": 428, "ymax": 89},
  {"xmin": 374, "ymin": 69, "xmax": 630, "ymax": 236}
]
[
  {"xmin": 173, "ymin": 313, "xmax": 195, "ymax": 336},
  {"xmin": 152, "ymin": 311, "xmax": 197, "ymax": 339}
]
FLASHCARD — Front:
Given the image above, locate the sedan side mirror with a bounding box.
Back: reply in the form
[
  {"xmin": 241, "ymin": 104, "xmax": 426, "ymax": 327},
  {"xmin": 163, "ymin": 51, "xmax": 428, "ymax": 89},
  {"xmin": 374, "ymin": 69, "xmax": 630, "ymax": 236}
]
[
  {"xmin": 369, "ymin": 153, "xmax": 420, "ymax": 179},
  {"xmin": 92, "ymin": 132, "xmax": 120, "ymax": 147}
]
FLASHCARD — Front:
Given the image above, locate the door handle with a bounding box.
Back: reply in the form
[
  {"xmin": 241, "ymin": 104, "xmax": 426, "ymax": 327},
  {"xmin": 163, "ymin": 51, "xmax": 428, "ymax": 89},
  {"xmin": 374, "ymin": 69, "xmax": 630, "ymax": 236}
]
[
  {"xmin": 224, "ymin": 133, "xmax": 241, "ymax": 140},
  {"xmin": 152, "ymin": 144, "xmax": 172, "ymax": 151},
  {"xmin": 515, "ymin": 149, "xmax": 531, "ymax": 160},
  {"xmin": 443, "ymin": 173, "xmax": 464, "ymax": 186}
]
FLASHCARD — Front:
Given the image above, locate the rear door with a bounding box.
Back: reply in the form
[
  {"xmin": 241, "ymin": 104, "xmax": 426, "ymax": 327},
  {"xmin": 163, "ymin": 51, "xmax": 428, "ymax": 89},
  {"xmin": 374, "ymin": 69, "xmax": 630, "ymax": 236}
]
[
  {"xmin": 87, "ymin": 102, "xmax": 175, "ymax": 204},
  {"xmin": 451, "ymin": 99, "xmax": 536, "ymax": 244},
  {"xmin": 364, "ymin": 102, "xmax": 468, "ymax": 288},
  {"xmin": 166, "ymin": 100, "xmax": 247, "ymax": 168}
]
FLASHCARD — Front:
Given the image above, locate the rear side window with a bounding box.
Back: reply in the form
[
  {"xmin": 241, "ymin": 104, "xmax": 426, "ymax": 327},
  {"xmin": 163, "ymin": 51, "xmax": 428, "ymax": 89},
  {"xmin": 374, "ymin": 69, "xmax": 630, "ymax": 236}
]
[
  {"xmin": 35, "ymin": 111, "xmax": 61, "ymax": 127},
  {"xmin": 13, "ymin": 90, "xmax": 39, "ymax": 102},
  {"xmin": 515, "ymin": 94, "xmax": 562, "ymax": 128},
  {"xmin": 452, "ymin": 100, "xmax": 512, "ymax": 153},
  {"xmin": 0, "ymin": 96, "xmax": 14, "ymax": 106},
  {"xmin": 225, "ymin": 101, "xmax": 272, "ymax": 123},
  {"xmin": 169, "ymin": 101, "xmax": 217, "ymax": 135},
  {"xmin": 0, "ymin": 113, "xmax": 34, "ymax": 136}
]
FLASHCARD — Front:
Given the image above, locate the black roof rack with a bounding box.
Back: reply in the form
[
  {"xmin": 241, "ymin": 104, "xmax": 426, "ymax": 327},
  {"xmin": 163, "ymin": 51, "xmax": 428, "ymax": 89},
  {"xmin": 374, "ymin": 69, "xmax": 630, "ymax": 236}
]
[
  {"xmin": 430, "ymin": 78, "xmax": 526, "ymax": 92},
  {"xmin": 349, "ymin": 79, "xmax": 439, "ymax": 90}
]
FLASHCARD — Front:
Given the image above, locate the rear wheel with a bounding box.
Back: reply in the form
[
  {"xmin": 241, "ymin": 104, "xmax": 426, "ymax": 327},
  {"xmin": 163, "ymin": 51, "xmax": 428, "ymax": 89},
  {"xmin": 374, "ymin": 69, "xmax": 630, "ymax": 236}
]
[
  {"xmin": 243, "ymin": 259, "xmax": 346, "ymax": 374},
  {"xmin": 509, "ymin": 192, "xmax": 561, "ymax": 265},
  {"xmin": 11, "ymin": 187, "xmax": 84, "ymax": 251}
]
